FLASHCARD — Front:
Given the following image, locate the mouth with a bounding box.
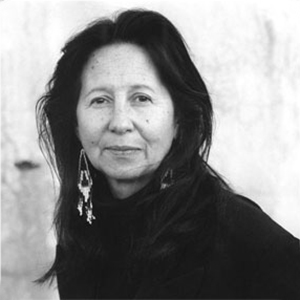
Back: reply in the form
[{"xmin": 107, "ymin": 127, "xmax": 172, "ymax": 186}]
[{"xmin": 105, "ymin": 145, "xmax": 141, "ymax": 155}]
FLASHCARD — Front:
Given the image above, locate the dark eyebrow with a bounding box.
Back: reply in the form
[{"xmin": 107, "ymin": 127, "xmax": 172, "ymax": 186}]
[
  {"xmin": 83, "ymin": 84, "xmax": 156, "ymax": 99},
  {"xmin": 83, "ymin": 87, "xmax": 112, "ymax": 99},
  {"xmin": 129, "ymin": 84, "xmax": 155, "ymax": 93}
]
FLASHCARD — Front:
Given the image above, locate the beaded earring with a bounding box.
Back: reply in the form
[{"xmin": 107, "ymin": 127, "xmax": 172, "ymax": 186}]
[
  {"xmin": 160, "ymin": 169, "xmax": 174, "ymax": 190},
  {"xmin": 77, "ymin": 149, "xmax": 95, "ymax": 224}
]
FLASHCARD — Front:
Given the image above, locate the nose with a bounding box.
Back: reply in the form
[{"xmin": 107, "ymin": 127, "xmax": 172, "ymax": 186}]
[{"xmin": 108, "ymin": 103, "xmax": 134, "ymax": 134}]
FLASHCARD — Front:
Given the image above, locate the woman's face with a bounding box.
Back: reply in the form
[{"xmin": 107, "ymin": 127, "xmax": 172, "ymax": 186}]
[{"xmin": 76, "ymin": 43, "xmax": 177, "ymax": 196}]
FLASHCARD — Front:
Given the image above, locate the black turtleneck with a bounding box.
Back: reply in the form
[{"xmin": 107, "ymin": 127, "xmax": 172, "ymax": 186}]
[
  {"xmin": 89, "ymin": 174, "xmax": 154, "ymax": 299},
  {"xmin": 57, "ymin": 164, "xmax": 217, "ymax": 299}
]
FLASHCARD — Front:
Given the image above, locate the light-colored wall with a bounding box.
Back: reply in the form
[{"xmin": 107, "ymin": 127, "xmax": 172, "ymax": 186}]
[{"xmin": 1, "ymin": 1, "xmax": 299, "ymax": 299}]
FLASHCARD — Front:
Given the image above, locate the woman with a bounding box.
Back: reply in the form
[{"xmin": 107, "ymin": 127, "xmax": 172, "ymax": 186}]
[{"xmin": 36, "ymin": 9, "xmax": 300, "ymax": 299}]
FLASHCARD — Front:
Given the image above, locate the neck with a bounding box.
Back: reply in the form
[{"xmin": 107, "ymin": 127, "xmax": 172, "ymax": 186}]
[{"xmin": 107, "ymin": 177, "xmax": 151, "ymax": 199}]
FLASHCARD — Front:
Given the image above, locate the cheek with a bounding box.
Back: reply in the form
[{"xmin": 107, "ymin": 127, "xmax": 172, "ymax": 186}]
[
  {"xmin": 143, "ymin": 112, "xmax": 176, "ymax": 145},
  {"xmin": 77, "ymin": 115, "xmax": 103, "ymax": 145}
]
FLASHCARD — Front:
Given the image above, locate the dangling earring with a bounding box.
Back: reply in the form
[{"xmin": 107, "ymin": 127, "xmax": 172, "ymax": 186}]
[
  {"xmin": 77, "ymin": 149, "xmax": 95, "ymax": 225},
  {"xmin": 160, "ymin": 169, "xmax": 174, "ymax": 190}
]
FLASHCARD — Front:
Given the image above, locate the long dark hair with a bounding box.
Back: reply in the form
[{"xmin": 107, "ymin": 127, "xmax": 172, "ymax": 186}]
[{"xmin": 36, "ymin": 9, "xmax": 230, "ymax": 283}]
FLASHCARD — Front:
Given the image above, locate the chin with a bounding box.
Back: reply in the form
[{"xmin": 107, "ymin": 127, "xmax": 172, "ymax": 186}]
[{"xmin": 102, "ymin": 166, "xmax": 153, "ymax": 182}]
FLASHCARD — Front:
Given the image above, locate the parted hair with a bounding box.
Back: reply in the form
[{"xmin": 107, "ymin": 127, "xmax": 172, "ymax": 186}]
[{"xmin": 36, "ymin": 9, "xmax": 228, "ymax": 283}]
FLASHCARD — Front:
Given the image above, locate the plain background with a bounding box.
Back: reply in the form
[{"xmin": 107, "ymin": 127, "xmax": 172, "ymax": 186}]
[{"xmin": 1, "ymin": 0, "xmax": 300, "ymax": 299}]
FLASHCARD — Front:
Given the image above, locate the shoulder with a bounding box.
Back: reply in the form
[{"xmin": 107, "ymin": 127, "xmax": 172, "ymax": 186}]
[
  {"xmin": 214, "ymin": 192, "xmax": 300, "ymax": 258},
  {"xmin": 216, "ymin": 192, "xmax": 299, "ymax": 248},
  {"xmin": 177, "ymin": 182, "xmax": 300, "ymax": 298},
  {"xmin": 192, "ymin": 173, "xmax": 299, "ymax": 258},
  {"xmin": 209, "ymin": 192, "xmax": 300, "ymax": 297}
]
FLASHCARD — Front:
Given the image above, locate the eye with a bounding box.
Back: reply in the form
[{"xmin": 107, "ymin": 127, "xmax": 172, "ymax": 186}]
[
  {"xmin": 90, "ymin": 97, "xmax": 109, "ymax": 106},
  {"xmin": 134, "ymin": 94, "xmax": 152, "ymax": 104}
]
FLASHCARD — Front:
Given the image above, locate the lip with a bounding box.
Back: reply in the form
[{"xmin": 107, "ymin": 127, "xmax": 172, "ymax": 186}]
[
  {"xmin": 105, "ymin": 145, "xmax": 141, "ymax": 151},
  {"xmin": 104, "ymin": 145, "xmax": 142, "ymax": 156}
]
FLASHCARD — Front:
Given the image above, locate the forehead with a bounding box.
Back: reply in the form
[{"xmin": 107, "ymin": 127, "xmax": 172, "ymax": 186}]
[{"xmin": 81, "ymin": 43, "xmax": 160, "ymax": 86}]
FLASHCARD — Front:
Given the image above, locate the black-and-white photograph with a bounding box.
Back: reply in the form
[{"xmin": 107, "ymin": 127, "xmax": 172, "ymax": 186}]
[{"xmin": 1, "ymin": 0, "xmax": 300, "ymax": 299}]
